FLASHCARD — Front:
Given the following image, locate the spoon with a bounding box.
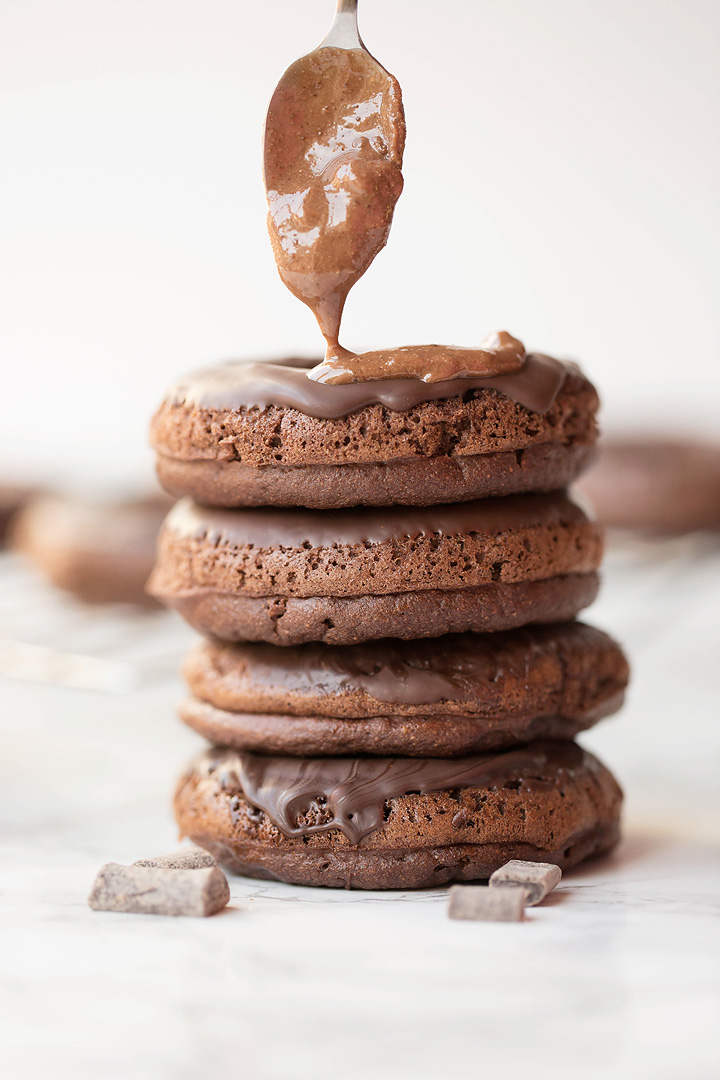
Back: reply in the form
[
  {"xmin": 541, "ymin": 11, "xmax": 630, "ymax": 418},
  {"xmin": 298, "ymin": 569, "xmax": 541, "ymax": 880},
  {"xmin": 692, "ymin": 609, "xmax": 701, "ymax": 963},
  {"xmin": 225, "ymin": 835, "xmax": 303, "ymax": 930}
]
[
  {"xmin": 264, "ymin": 0, "xmax": 405, "ymax": 358},
  {"xmin": 319, "ymin": 0, "xmax": 365, "ymax": 51}
]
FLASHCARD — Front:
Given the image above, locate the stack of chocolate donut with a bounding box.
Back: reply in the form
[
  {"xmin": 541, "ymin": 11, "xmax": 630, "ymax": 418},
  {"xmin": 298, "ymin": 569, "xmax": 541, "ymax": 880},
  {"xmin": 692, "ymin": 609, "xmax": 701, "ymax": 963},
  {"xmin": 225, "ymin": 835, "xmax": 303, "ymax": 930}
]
[{"xmin": 148, "ymin": 355, "xmax": 628, "ymax": 889}]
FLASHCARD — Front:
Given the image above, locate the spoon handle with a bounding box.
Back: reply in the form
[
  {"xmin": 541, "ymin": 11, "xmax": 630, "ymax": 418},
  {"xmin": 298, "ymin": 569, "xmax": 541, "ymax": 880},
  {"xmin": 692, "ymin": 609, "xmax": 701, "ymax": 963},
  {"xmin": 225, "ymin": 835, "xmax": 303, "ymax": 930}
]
[{"xmin": 320, "ymin": 0, "xmax": 363, "ymax": 50}]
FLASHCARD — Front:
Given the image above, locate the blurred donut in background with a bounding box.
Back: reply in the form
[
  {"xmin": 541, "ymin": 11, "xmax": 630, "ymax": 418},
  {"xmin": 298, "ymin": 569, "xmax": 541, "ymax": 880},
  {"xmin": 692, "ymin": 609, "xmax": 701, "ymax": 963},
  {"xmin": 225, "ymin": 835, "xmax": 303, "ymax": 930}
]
[
  {"xmin": 12, "ymin": 493, "xmax": 171, "ymax": 606},
  {"xmin": 0, "ymin": 482, "xmax": 41, "ymax": 545},
  {"xmin": 577, "ymin": 438, "xmax": 720, "ymax": 534}
]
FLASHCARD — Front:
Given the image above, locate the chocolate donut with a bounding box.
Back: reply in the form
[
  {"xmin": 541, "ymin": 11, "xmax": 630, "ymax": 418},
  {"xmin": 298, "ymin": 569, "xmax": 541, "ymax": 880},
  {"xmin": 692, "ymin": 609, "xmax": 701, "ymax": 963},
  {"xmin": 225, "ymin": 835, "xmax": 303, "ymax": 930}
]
[
  {"xmin": 180, "ymin": 622, "xmax": 628, "ymax": 756},
  {"xmin": 0, "ymin": 482, "xmax": 39, "ymax": 545},
  {"xmin": 174, "ymin": 740, "xmax": 622, "ymax": 889},
  {"xmin": 578, "ymin": 437, "xmax": 720, "ymax": 533},
  {"xmin": 151, "ymin": 356, "xmax": 599, "ymax": 509},
  {"xmin": 148, "ymin": 491, "xmax": 603, "ymax": 645},
  {"xmin": 13, "ymin": 494, "xmax": 169, "ymax": 606}
]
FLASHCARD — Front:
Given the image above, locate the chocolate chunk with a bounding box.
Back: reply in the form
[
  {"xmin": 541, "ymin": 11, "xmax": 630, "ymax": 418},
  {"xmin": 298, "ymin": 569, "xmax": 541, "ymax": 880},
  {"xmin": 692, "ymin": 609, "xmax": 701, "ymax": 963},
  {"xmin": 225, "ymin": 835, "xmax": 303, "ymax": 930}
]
[
  {"xmin": 489, "ymin": 859, "xmax": 562, "ymax": 905},
  {"xmin": 448, "ymin": 884, "xmax": 526, "ymax": 922},
  {"xmin": 133, "ymin": 847, "xmax": 216, "ymax": 870},
  {"xmin": 88, "ymin": 862, "xmax": 229, "ymax": 917}
]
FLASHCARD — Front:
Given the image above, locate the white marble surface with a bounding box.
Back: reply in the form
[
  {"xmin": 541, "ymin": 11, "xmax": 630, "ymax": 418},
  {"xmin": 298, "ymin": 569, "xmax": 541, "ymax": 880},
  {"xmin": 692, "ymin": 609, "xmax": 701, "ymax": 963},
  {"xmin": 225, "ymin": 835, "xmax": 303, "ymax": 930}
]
[{"xmin": 2, "ymin": 539, "xmax": 719, "ymax": 1080}]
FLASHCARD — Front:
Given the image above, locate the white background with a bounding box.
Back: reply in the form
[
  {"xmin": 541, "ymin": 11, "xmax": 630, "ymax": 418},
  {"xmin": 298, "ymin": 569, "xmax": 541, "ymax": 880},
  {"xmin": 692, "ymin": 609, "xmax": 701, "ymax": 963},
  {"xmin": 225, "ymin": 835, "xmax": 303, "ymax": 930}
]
[{"xmin": 1, "ymin": 0, "xmax": 718, "ymax": 488}]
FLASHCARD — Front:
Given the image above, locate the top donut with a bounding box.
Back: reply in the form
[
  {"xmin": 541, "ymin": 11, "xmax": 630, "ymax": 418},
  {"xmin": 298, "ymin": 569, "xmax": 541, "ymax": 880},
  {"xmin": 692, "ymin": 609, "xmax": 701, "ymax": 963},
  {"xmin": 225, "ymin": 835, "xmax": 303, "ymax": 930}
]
[{"xmin": 151, "ymin": 354, "xmax": 599, "ymax": 509}]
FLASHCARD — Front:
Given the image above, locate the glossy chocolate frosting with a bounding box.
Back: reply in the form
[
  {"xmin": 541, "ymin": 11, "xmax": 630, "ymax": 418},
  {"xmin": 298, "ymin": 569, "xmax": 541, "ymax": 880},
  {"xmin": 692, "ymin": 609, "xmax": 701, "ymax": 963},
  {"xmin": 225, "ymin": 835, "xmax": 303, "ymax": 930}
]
[
  {"xmin": 209, "ymin": 638, "xmax": 469, "ymax": 705},
  {"xmin": 163, "ymin": 353, "xmax": 567, "ymax": 420},
  {"xmin": 199, "ymin": 741, "xmax": 589, "ymax": 845},
  {"xmin": 163, "ymin": 489, "xmax": 590, "ymax": 550},
  {"xmin": 309, "ymin": 333, "xmax": 527, "ymax": 385},
  {"xmin": 195, "ymin": 625, "xmax": 608, "ymax": 708}
]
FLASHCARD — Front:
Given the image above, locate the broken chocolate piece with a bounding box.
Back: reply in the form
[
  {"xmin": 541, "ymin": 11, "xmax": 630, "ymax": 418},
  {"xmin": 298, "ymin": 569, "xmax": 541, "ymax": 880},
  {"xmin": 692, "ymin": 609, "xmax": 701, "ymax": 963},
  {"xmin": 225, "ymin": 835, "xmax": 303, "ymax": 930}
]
[
  {"xmin": 488, "ymin": 859, "xmax": 562, "ymax": 905},
  {"xmin": 448, "ymin": 884, "xmax": 526, "ymax": 922},
  {"xmin": 88, "ymin": 862, "xmax": 230, "ymax": 917}
]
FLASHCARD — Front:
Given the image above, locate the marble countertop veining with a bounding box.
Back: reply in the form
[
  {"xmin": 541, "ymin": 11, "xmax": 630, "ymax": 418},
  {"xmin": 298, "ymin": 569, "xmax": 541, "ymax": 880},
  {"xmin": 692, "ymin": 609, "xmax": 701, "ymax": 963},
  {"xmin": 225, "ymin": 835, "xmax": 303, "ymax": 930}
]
[{"xmin": 1, "ymin": 538, "xmax": 719, "ymax": 1080}]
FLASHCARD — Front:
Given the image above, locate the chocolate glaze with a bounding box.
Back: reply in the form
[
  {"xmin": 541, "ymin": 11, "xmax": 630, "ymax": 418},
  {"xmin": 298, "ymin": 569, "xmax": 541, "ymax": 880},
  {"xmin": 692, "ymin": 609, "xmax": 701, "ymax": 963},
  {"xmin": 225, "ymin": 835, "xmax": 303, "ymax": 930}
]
[
  {"xmin": 164, "ymin": 353, "xmax": 568, "ymax": 421},
  {"xmin": 199, "ymin": 741, "xmax": 589, "ymax": 845},
  {"xmin": 309, "ymin": 333, "xmax": 527, "ymax": 385},
  {"xmin": 201, "ymin": 626, "xmax": 602, "ymax": 707},
  {"xmin": 163, "ymin": 489, "xmax": 590, "ymax": 550},
  {"xmin": 241, "ymin": 639, "xmax": 459, "ymax": 708},
  {"xmin": 261, "ymin": 34, "xmax": 535, "ymax": 388},
  {"xmin": 219, "ymin": 639, "xmax": 465, "ymax": 705},
  {"xmin": 263, "ymin": 45, "xmax": 405, "ymax": 355}
]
